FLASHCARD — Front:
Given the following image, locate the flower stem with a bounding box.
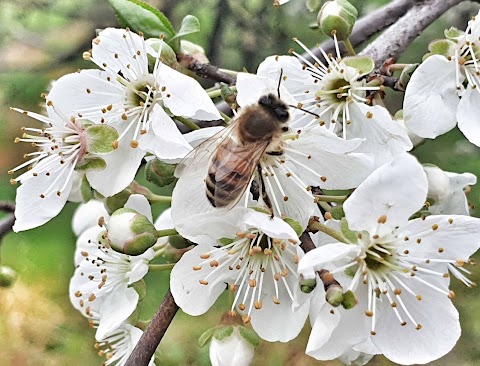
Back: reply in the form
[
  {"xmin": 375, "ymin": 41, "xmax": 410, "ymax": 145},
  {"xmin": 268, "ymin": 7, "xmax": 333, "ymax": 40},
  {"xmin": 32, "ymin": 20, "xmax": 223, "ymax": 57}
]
[
  {"xmin": 156, "ymin": 228, "xmax": 177, "ymax": 237},
  {"xmin": 219, "ymin": 111, "xmax": 231, "ymax": 123},
  {"xmin": 207, "ymin": 89, "xmax": 223, "ymax": 98},
  {"xmin": 176, "ymin": 116, "xmax": 200, "ymax": 130},
  {"xmin": 315, "ymin": 194, "xmax": 348, "ymax": 203},
  {"xmin": 308, "ymin": 220, "xmax": 346, "ymax": 243},
  {"xmin": 343, "ymin": 38, "xmax": 356, "ymax": 56},
  {"xmin": 148, "ymin": 263, "xmax": 176, "ymax": 271},
  {"xmin": 149, "ymin": 194, "xmax": 172, "ymax": 204}
]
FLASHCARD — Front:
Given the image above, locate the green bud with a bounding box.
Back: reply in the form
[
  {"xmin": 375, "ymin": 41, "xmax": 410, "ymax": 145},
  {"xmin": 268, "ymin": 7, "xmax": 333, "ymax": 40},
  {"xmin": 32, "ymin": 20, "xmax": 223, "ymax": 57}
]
[
  {"xmin": 330, "ymin": 205, "xmax": 345, "ymax": 220},
  {"xmin": 325, "ymin": 285, "xmax": 344, "ymax": 307},
  {"xmin": 107, "ymin": 208, "xmax": 157, "ymax": 255},
  {"xmin": 317, "ymin": 0, "xmax": 358, "ymax": 41},
  {"xmin": 168, "ymin": 234, "xmax": 190, "ymax": 249},
  {"xmin": 145, "ymin": 159, "xmax": 176, "ymax": 188},
  {"xmin": 341, "ymin": 290, "xmax": 357, "ymax": 309},
  {"xmin": 300, "ymin": 277, "xmax": 317, "ymax": 294},
  {"xmin": 220, "ymin": 83, "xmax": 237, "ymax": 109},
  {"xmin": 0, "ymin": 266, "xmax": 17, "ymax": 288}
]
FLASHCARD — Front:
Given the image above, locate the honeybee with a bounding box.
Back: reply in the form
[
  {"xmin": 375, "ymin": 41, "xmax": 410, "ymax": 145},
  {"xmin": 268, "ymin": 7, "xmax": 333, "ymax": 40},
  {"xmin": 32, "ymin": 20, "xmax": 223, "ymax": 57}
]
[{"xmin": 204, "ymin": 93, "xmax": 290, "ymax": 211}]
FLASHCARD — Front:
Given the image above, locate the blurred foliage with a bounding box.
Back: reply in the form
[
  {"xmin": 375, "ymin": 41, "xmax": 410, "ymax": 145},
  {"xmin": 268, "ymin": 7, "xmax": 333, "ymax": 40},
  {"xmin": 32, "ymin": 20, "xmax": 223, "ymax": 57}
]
[{"xmin": 1, "ymin": 0, "xmax": 480, "ymax": 365}]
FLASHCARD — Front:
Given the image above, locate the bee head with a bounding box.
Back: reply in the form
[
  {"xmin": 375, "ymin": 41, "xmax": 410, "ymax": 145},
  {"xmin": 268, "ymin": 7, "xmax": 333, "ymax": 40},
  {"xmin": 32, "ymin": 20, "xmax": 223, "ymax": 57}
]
[{"xmin": 258, "ymin": 94, "xmax": 290, "ymax": 123}]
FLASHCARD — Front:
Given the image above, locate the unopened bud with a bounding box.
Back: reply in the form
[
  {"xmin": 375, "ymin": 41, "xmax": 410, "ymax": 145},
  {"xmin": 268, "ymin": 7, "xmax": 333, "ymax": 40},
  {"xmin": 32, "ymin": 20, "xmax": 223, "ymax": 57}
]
[
  {"xmin": 145, "ymin": 158, "xmax": 176, "ymax": 188},
  {"xmin": 0, "ymin": 266, "xmax": 17, "ymax": 288},
  {"xmin": 317, "ymin": 0, "xmax": 358, "ymax": 41},
  {"xmin": 325, "ymin": 285, "xmax": 344, "ymax": 307},
  {"xmin": 209, "ymin": 326, "xmax": 257, "ymax": 366},
  {"xmin": 181, "ymin": 40, "xmax": 209, "ymax": 64},
  {"xmin": 146, "ymin": 38, "xmax": 179, "ymax": 69},
  {"xmin": 341, "ymin": 290, "xmax": 357, "ymax": 309},
  {"xmin": 300, "ymin": 277, "xmax": 317, "ymax": 294},
  {"xmin": 105, "ymin": 190, "xmax": 132, "ymax": 214},
  {"xmin": 107, "ymin": 208, "xmax": 157, "ymax": 255}
]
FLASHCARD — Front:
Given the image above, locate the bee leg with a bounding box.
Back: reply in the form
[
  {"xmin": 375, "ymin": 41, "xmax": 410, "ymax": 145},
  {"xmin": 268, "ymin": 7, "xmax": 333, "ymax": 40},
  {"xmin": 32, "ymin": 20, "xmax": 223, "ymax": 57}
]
[{"xmin": 256, "ymin": 164, "xmax": 274, "ymax": 219}]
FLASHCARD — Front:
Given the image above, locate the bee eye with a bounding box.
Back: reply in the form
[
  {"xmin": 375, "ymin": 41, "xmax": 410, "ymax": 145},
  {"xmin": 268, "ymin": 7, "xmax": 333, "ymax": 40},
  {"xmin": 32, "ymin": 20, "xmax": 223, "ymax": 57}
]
[
  {"xmin": 258, "ymin": 95, "xmax": 272, "ymax": 106},
  {"xmin": 275, "ymin": 108, "xmax": 289, "ymax": 121},
  {"xmin": 282, "ymin": 126, "xmax": 289, "ymax": 132}
]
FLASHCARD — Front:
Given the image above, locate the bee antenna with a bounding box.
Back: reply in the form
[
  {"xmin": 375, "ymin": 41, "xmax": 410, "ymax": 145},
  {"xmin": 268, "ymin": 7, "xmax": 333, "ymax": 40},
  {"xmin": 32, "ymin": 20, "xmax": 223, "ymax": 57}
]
[
  {"xmin": 288, "ymin": 104, "xmax": 320, "ymax": 119},
  {"xmin": 277, "ymin": 68, "xmax": 283, "ymax": 99}
]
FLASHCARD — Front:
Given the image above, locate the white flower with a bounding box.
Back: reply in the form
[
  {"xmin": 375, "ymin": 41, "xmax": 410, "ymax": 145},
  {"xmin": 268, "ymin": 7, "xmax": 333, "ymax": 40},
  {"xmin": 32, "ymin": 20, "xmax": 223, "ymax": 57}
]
[
  {"xmin": 258, "ymin": 40, "xmax": 412, "ymax": 166},
  {"xmin": 404, "ymin": 10, "xmax": 480, "ymax": 146},
  {"xmin": 170, "ymin": 208, "xmax": 310, "ymax": 342},
  {"xmin": 172, "ymin": 73, "xmax": 374, "ymax": 228},
  {"xmin": 70, "ymin": 195, "xmax": 155, "ymax": 339},
  {"xmin": 46, "ymin": 28, "xmax": 221, "ymax": 196},
  {"xmin": 299, "ymin": 153, "xmax": 480, "ymax": 365},
  {"xmin": 72, "ymin": 199, "xmax": 109, "ymax": 237},
  {"xmin": 424, "ymin": 165, "xmax": 476, "ymax": 215},
  {"xmin": 209, "ymin": 327, "xmax": 255, "ymax": 366},
  {"xmin": 9, "ymin": 107, "xmax": 118, "ymax": 232}
]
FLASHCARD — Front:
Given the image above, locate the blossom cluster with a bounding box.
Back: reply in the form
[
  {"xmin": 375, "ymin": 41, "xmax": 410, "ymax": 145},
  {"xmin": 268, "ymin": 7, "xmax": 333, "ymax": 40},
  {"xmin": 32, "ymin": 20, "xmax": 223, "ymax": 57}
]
[{"xmin": 7, "ymin": 3, "xmax": 480, "ymax": 366}]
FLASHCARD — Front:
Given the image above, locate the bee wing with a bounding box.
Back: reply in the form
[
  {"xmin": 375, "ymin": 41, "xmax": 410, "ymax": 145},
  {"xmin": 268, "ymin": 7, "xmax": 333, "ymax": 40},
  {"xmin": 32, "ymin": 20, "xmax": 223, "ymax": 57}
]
[
  {"xmin": 175, "ymin": 121, "xmax": 238, "ymax": 178},
  {"xmin": 210, "ymin": 138, "xmax": 270, "ymax": 210}
]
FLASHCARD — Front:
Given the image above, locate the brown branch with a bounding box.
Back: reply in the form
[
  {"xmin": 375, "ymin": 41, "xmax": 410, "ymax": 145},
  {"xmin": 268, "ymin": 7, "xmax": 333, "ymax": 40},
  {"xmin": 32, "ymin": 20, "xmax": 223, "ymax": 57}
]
[
  {"xmin": 125, "ymin": 289, "xmax": 179, "ymax": 366},
  {"xmin": 300, "ymin": 231, "xmax": 316, "ymax": 253},
  {"xmin": 177, "ymin": 53, "xmax": 236, "ymax": 85},
  {"xmin": 302, "ymin": 0, "xmax": 417, "ymax": 63},
  {"xmin": 360, "ymin": 0, "xmax": 466, "ymax": 68}
]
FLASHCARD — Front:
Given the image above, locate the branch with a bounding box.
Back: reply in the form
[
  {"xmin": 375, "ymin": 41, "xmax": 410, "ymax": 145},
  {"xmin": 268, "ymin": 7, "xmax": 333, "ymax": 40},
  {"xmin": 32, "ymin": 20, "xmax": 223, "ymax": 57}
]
[
  {"xmin": 0, "ymin": 202, "xmax": 15, "ymax": 242},
  {"xmin": 360, "ymin": 0, "xmax": 465, "ymax": 68},
  {"xmin": 300, "ymin": 231, "xmax": 316, "ymax": 253},
  {"xmin": 125, "ymin": 289, "xmax": 179, "ymax": 366},
  {"xmin": 177, "ymin": 53, "xmax": 236, "ymax": 85},
  {"xmin": 302, "ymin": 0, "xmax": 416, "ymax": 63}
]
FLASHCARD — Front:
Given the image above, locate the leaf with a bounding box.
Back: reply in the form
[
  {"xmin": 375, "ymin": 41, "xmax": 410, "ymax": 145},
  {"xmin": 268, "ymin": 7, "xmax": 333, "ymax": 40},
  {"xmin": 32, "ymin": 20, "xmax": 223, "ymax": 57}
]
[
  {"xmin": 80, "ymin": 174, "xmax": 93, "ymax": 202},
  {"xmin": 107, "ymin": 0, "xmax": 176, "ymax": 40},
  {"xmin": 343, "ymin": 56, "xmax": 375, "ymax": 76},
  {"xmin": 238, "ymin": 326, "xmax": 260, "ymax": 348},
  {"xmin": 76, "ymin": 158, "xmax": 107, "ymax": 172},
  {"xmin": 284, "ymin": 217, "xmax": 303, "ymax": 237},
  {"xmin": 198, "ymin": 327, "xmax": 216, "ymax": 347},
  {"xmin": 171, "ymin": 15, "xmax": 200, "ymax": 40},
  {"xmin": 330, "ymin": 206, "xmax": 345, "ymax": 220}
]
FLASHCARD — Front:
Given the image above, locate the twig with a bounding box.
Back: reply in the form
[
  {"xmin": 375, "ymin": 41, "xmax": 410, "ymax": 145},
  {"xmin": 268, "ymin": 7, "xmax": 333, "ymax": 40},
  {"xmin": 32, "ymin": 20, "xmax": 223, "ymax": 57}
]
[
  {"xmin": 177, "ymin": 53, "xmax": 236, "ymax": 85},
  {"xmin": 360, "ymin": 0, "xmax": 466, "ymax": 68},
  {"xmin": 302, "ymin": 0, "xmax": 416, "ymax": 63},
  {"xmin": 0, "ymin": 202, "xmax": 15, "ymax": 243},
  {"xmin": 125, "ymin": 289, "xmax": 179, "ymax": 366},
  {"xmin": 300, "ymin": 231, "xmax": 316, "ymax": 253}
]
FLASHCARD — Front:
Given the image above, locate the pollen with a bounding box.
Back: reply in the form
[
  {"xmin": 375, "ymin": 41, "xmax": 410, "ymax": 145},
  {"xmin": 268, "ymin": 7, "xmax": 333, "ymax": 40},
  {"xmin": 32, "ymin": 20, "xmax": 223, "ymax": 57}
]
[
  {"xmin": 130, "ymin": 140, "xmax": 139, "ymax": 148},
  {"xmin": 377, "ymin": 215, "xmax": 387, "ymax": 224},
  {"xmin": 432, "ymin": 224, "xmax": 439, "ymax": 230}
]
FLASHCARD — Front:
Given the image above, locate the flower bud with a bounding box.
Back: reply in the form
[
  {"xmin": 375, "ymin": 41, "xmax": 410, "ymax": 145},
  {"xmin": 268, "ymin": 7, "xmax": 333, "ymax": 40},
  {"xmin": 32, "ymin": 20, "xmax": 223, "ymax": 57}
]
[
  {"xmin": 0, "ymin": 266, "xmax": 17, "ymax": 288},
  {"xmin": 341, "ymin": 290, "xmax": 357, "ymax": 309},
  {"xmin": 105, "ymin": 190, "xmax": 132, "ymax": 214},
  {"xmin": 107, "ymin": 208, "xmax": 157, "ymax": 255},
  {"xmin": 145, "ymin": 158, "xmax": 176, "ymax": 188},
  {"xmin": 147, "ymin": 38, "xmax": 179, "ymax": 69},
  {"xmin": 317, "ymin": 0, "xmax": 357, "ymax": 41},
  {"xmin": 180, "ymin": 40, "xmax": 209, "ymax": 64},
  {"xmin": 300, "ymin": 277, "xmax": 317, "ymax": 294},
  {"xmin": 209, "ymin": 326, "xmax": 256, "ymax": 366},
  {"xmin": 325, "ymin": 284, "xmax": 344, "ymax": 307}
]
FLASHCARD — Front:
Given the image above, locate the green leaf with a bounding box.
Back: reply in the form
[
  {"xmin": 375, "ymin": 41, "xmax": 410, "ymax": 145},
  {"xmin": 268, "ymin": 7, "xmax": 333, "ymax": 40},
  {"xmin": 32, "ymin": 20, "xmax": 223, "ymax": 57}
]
[
  {"xmin": 340, "ymin": 218, "xmax": 357, "ymax": 243},
  {"xmin": 238, "ymin": 326, "xmax": 260, "ymax": 348},
  {"xmin": 145, "ymin": 159, "xmax": 177, "ymax": 187},
  {"xmin": 76, "ymin": 158, "xmax": 107, "ymax": 172},
  {"xmin": 284, "ymin": 217, "xmax": 303, "ymax": 237},
  {"xmin": 86, "ymin": 125, "xmax": 119, "ymax": 154},
  {"xmin": 428, "ymin": 39, "xmax": 456, "ymax": 57},
  {"xmin": 213, "ymin": 325, "xmax": 233, "ymax": 341},
  {"xmin": 306, "ymin": 0, "xmax": 322, "ymax": 12},
  {"xmin": 198, "ymin": 327, "xmax": 216, "ymax": 347},
  {"xmin": 218, "ymin": 237, "xmax": 235, "ymax": 246},
  {"xmin": 171, "ymin": 15, "xmax": 200, "ymax": 41},
  {"xmin": 107, "ymin": 0, "xmax": 176, "ymax": 40},
  {"xmin": 343, "ymin": 56, "xmax": 375, "ymax": 76}
]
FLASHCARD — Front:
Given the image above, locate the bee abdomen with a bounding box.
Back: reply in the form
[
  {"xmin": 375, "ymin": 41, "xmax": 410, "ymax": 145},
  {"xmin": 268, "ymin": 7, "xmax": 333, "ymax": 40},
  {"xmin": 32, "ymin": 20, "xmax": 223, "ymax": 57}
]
[{"xmin": 206, "ymin": 166, "xmax": 250, "ymax": 207}]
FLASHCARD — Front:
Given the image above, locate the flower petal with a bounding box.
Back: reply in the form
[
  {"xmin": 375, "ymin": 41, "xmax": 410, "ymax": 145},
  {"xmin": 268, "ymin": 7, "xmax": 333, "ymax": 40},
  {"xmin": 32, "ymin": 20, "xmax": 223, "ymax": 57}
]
[
  {"xmin": 125, "ymin": 194, "xmax": 152, "ymax": 222},
  {"xmin": 242, "ymin": 211, "xmax": 298, "ymax": 241},
  {"xmin": 343, "ymin": 154, "xmax": 427, "ymax": 236},
  {"xmin": 72, "ymin": 200, "xmax": 109, "ymax": 237},
  {"xmin": 298, "ymin": 243, "xmax": 358, "ymax": 278},
  {"xmin": 403, "ymin": 55, "xmax": 459, "ymax": 139},
  {"xmin": 457, "ymin": 85, "xmax": 480, "ymax": 147}
]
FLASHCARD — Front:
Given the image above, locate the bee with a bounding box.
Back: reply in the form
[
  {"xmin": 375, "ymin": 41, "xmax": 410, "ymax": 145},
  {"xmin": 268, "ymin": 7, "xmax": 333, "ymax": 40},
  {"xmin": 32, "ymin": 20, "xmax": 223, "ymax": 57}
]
[{"xmin": 205, "ymin": 93, "xmax": 290, "ymax": 211}]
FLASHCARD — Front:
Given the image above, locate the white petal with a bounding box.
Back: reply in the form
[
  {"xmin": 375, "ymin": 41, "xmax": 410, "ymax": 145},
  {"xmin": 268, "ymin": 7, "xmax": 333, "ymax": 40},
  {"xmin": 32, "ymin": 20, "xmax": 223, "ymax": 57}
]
[
  {"xmin": 286, "ymin": 127, "xmax": 375, "ymax": 189},
  {"xmin": 236, "ymin": 73, "xmax": 297, "ymax": 108},
  {"xmin": 183, "ymin": 126, "xmax": 224, "ymax": 148},
  {"xmin": 13, "ymin": 168, "xmax": 73, "ymax": 232},
  {"xmin": 138, "ymin": 105, "xmax": 192, "ymax": 162},
  {"xmin": 86, "ymin": 129, "xmax": 146, "ymax": 197},
  {"xmin": 125, "ymin": 194, "xmax": 152, "ymax": 222},
  {"xmin": 154, "ymin": 208, "xmax": 173, "ymax": 230},
  {"xmin": 298, "ymin": 243, "xmax": 358, "ymax": 277},
  {"xmin": 403, "ymin": 55, "xmax": 459, "ymax": 139},
  {"xmin": 74, "ymin": 226, "xmax": 105, "ymax": 266},
  {"xmin": 242, "ymin": 211, "xmax": 298, "ymax": 241},
  {"xmin": 373, "ymin": 276, "xmax": 460, "ymax": 365},
  {"xmin": 457, "ymin": 85, "xmax": 480, "ymax": 147},
  {"xmin": 72, "ymin": 200, "xmax": 109, "ymax": 237},
  {"xmin": 343, "ymin": 154, "xmax": 427, "ymax": 236},
  {"xmin": 348, "ymin": 103, "xmax": 412, "ymax": 167},
  {"xmin": 209, "ymin": 327, "xmax": 255, "ymax": 366},
  {"xmin": 46, "ymin": 69, "xmax": 125, "ymax": 124},
  {"xmin": 96, "ymin": 286, "xmax": 139, "ymax": 340},
  {"xmin": 158, "ymin": 63, "xmax": 222, "ymax": 120},
  {"xmin": 170, "ymin": 244, "xmax": 235, "ymax": 315},
  {"xmin": 128, "ymin": 248, "xmax": 155, "ymax": 284},
  {"xmin": 398, "ymin": 215, "xmax": 480, "ymax": 263}
]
